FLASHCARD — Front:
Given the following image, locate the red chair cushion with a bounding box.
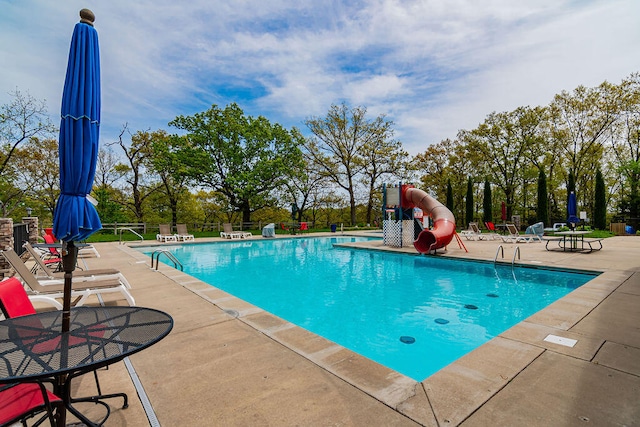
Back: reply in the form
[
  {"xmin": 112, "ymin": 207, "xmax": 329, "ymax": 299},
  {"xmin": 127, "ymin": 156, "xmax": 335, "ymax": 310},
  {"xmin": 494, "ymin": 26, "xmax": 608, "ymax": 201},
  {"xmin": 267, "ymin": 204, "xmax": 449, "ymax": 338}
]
[
  {"xmin": 0, "ymin": 278, "xmax": 37, "ymax": 318},
  {"xmin": 0, "ymin": 383, "xmax": 61, "ymax": 425}
]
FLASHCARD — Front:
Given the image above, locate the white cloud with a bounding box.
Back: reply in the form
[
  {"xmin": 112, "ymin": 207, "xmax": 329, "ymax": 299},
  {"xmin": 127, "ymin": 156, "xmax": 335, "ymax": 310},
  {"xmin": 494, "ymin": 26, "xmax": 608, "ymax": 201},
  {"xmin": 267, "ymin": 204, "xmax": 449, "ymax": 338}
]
[{"xmin": 1, "ymin": 0, "xmax": 638, "ymax": 155}]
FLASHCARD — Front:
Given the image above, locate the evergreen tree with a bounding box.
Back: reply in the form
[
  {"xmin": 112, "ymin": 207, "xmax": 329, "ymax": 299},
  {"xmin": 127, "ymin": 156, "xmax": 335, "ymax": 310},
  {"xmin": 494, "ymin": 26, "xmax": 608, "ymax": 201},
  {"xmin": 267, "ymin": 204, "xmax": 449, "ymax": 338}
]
[
  {"xmin": 594, "ymin": 168, "xmax": 607, "ymax": 229},
  {"xmin": 483, "ymin": 179, "xmax": 492, "ymax": 224},
  {"xmin": 446, "ymin": 179, "xmax": 454, "ymax": 213},
  {"xmin": 465, "ymin": 177, "xmax": 474, "ymax": 226},
  {"xmin": 536, "ymin": 170, "xmax": 549, "ymax": 226}
]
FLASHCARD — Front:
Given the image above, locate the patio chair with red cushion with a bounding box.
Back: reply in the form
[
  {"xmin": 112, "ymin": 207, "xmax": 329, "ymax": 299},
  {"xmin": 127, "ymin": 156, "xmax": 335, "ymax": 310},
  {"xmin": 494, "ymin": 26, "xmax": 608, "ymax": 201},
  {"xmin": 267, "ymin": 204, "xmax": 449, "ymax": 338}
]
[
  {"xmin": 0, "ymin": 277, "xmax": 128, "ymax": 414},
  {"xmin": 0, "ymin": 278, "xmax": 63, "ymax": 426},
  {"xmin": 0, "ymin": 382, "xmax": 62, "ymax": 427}
]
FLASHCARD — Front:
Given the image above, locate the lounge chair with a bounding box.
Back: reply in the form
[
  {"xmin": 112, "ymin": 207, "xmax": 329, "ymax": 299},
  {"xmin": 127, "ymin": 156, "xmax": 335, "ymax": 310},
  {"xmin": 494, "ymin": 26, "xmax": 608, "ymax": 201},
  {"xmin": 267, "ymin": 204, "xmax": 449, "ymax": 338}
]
[
  {"xmin": 483, "ymin": 221, "xmax": 501, "ymax": 240},
  {"xmin": 1, "ymin": 249, "xmax": 135, "ymax": 307},
  {"xmin": 501, "ymin": 223, "xmax": 535, "ymax": 243},
  {"xmin": 23, "ymin": 242, "xmax": 132, "ymax": 288},
  {"xmin": 157, "ymin": 224, "xmax": 177, "ymax": 242},
  {"xmin": 175, "ymin": 223, "xmax": 195, "ymax": 241},
  {"xmin": 43, "ymin": 230, "xmax": 100, "ymax": 258},
  {"xmin": 28, "ymin": 241, "xmax": 62, "ymax": 273},
  {"xmin": 460, "ymin": 222, "xmax": 486, "ymax": 240},
  {"xmin": 220, "ymin": 223, "xmax": 249, "ymax": 239}
]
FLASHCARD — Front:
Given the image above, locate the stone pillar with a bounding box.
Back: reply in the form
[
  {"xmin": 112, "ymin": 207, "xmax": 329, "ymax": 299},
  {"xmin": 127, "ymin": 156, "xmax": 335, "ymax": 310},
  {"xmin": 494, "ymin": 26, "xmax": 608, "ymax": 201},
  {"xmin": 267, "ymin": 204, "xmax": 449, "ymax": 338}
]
[
  {"xmin": 0, "ymin": 218, "xmax": 13, "ymax": 275},
  {"xmin": 22, "ymin": 216, "xmax": 39, "ymax": 244}
]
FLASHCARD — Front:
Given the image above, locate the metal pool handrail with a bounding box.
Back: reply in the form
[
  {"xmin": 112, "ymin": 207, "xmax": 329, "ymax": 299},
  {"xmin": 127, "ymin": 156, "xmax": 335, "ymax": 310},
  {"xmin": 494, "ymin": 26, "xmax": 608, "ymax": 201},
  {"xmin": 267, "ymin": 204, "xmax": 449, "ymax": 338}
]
[
  {"xmin": 118, "ymin": 227, "xmax": 144, "ymax": 244},
  {"xmin": 512, "ymin": 246, "xmax": 520, "ymax": 265},
  {"xmin": 151, "ymin": 249, "xmax": 183, "ymax": 271},
  {"xmin": 494, "ymin": 245, "xmax": 520, "ymax": 267}
]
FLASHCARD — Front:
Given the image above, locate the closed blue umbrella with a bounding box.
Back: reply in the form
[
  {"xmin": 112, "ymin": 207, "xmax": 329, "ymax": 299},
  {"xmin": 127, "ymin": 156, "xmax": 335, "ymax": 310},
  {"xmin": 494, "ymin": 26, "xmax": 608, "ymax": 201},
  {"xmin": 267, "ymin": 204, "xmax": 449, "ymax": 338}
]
[
  {"xmin": 567, "ymin": 191, "xmax": 579, "ymax": 229},
  {"xmin": 52, "ymin": 9, "xmax": 102, "ymax": 333}
]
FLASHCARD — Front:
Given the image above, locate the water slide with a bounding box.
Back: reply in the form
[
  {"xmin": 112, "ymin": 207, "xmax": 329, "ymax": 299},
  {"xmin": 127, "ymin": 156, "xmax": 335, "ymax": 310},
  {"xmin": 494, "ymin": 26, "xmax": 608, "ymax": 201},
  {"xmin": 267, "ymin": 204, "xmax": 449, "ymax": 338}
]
[{"xmin": 403, "ymin": 187, "xmax": 456, "ymax": 253}]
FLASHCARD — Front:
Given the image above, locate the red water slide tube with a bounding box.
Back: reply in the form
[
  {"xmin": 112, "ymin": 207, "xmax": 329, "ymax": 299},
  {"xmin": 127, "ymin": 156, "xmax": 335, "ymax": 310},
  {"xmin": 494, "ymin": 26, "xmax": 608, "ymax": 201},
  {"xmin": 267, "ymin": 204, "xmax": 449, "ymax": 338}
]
[{"xmin": 403, "ymin": 187, "xmax": 456, "ymax": 253}]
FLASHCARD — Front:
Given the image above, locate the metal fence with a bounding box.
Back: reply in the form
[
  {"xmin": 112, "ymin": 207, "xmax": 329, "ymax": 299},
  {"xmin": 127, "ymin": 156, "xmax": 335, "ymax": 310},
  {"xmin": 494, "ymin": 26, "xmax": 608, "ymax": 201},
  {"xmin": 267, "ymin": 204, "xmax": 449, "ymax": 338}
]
[{"xmin": 100, "ymin": 222, "xmax": 318, "ymax": 234}]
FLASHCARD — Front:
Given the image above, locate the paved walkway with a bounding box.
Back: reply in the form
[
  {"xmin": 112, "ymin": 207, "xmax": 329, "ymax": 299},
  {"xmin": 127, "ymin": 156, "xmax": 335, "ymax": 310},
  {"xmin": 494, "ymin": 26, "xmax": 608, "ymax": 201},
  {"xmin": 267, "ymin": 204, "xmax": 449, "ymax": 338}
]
[{"xmin": 45, "ymin": 234, "xmax": 639, "ymax": 426}]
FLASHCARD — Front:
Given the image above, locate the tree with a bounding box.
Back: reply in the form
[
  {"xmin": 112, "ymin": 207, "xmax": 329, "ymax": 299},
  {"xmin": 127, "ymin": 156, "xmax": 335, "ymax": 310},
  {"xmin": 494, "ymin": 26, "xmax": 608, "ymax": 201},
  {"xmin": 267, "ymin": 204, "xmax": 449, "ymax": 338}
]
[
  {"xmin": 0, "ymin": 90, "xmax": 55, "ymax": 215},
  {"xmin": 536, "ymin": 169, "xmax": 549, "ymax": 226},
  {"xmin": 0, "ymin": 89, "xmax": 55, "ymax": 176},
  {"xmin": 594, "ymin": 168, "xmax": 607, "ymax": 229},
  {"xmin": 459, "ymin": 106, "xmax": 546, "ymax": 220},
  {"xmin": 109, "ymin": 125, "xmax": 162, "ymax": 222},
  {"xmin": 357, "ymin": 119, "xmax": 408, "ymax": 224},
  {"xmin": 284, "ymin": 151, "xmax": 328, "ymax": 223},
  {"xmin": 13, "ymin": 137, "xmax": 59, "ymax": 219},
  {"xmin": 170, "ymin": 103, "xmax": 303, "ymax": 223},
  {"xmin": 609, "ymin": 73, "xmax": 640, "ymax": 221},
  {"xmin": 305, "ymin": 103, "xmax": 400, "ymax": 225},
  {"xmin": 550, "ymin": 82, "xmax": 621, "ymax": 207},
  {"xmin": 465, "ymin": 177, "xmax": 474, "ymax": 226},
  {"xmin": 482, "ymin": 179, "xmax": 492, "ymax": 224},
  {"xmin": 147, "ymin": 132, "xmax": 195, "ymax": 226},
  {"xmin": 446, "ymin": 179, "xmax": 454, "ymax": 212},
  {"xmin": 95, "ymin": 146, "xmax": 128, "ymax": 223}
]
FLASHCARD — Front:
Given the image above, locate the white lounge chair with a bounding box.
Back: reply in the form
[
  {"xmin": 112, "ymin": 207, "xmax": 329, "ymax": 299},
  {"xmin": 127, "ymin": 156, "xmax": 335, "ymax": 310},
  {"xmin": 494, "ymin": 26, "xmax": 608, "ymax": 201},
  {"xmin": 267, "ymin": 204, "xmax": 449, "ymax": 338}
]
[
  {"xmin": 220, "ymin": 223, "xmax": 251, "ymax": 239},
  {"xmin": 23, "ymin": 242, "xmax": 132, "ymax": 288},
  {"xmin": 501, "ymin": 223, "xmax": 535, "ymax": 243},
  {"xmin": 175, "ymin": 224, "xmax": 195, "ymax": 242},
  {"xmin": 1, "ymin": 249, "xmax": 135, "ymax": 307},
  {"xmin": 157, "ymin": 224, "xmax": 178, "ymax": 242},
  {"xmin": 460, "ymin": 222, "xmax": 488, "ymax": 240}
]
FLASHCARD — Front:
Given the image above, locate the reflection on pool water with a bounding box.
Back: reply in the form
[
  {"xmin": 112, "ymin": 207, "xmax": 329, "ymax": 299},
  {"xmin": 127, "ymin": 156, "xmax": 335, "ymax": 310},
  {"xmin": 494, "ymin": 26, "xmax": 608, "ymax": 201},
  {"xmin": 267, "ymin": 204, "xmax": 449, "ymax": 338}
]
[{"xmin": 140, "ymin": 236, "xmax": 597, "ymax": 380}]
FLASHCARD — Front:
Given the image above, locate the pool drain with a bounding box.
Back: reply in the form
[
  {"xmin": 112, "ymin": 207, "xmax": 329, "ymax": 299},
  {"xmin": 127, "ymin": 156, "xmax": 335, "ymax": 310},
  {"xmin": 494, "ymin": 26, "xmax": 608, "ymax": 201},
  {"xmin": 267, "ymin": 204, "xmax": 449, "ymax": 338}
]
[
  {"xmin": 400, "ymin": 336, "xmax": 415, "ymax": 344},
  {"xmin": 434, "ymin": 318, "xmax": 449, "ymax": 324}
]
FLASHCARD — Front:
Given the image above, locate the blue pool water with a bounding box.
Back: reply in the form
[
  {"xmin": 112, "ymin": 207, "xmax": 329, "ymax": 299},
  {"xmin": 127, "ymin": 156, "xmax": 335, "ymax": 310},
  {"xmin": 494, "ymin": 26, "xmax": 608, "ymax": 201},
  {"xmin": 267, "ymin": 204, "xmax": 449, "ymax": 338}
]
[{"xmin": 141, "ymin": 237, "xmax": 597, "ymax": 380}]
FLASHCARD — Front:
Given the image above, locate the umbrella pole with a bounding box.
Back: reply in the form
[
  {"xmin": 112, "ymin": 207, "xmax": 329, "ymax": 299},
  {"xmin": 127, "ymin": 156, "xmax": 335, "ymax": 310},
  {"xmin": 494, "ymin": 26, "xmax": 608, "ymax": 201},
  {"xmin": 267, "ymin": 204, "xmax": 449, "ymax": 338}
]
[{"xmin": 61, "ymin": 240, "xmax": 78, "ymax": 332}]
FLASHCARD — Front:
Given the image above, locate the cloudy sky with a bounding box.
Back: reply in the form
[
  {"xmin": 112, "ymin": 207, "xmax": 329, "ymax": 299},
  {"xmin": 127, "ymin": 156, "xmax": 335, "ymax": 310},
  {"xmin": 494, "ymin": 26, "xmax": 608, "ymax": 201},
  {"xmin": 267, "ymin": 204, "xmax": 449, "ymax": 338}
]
[{"xmin": 1, "ymin": 0, "xmax": 638, "ymax": 155}]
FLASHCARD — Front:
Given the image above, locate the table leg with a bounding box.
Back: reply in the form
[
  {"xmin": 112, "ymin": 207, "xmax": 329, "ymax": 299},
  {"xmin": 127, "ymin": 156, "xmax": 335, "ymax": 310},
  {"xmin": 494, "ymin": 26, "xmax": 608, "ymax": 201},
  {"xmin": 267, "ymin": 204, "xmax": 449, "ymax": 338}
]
[{"xmin": 54, "ymin": 374, "xmax": 67, "ymax": 427}]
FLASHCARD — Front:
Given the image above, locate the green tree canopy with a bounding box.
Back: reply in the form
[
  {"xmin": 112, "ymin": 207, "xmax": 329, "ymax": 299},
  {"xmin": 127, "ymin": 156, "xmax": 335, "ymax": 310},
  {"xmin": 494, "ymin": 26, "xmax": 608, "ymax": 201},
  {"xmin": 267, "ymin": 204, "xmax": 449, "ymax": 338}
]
[{"xmin": 170, "ymin": 103, "xmax": 303, "ymax": 222}]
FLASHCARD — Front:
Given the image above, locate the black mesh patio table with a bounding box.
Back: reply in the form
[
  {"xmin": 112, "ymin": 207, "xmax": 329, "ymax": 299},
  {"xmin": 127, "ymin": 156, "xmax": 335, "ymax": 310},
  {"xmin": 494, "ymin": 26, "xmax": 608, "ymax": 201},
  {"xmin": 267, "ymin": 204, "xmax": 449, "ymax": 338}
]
[{"xmin": 0, "ymin": 306, "xmax": 173, "ymax": 426}]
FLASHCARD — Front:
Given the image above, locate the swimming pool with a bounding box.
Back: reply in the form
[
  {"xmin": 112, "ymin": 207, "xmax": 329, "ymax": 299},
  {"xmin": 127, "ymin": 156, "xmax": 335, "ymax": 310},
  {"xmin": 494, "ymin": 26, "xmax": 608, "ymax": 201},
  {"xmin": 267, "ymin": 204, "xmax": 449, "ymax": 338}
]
[{"xmin": 141, "ymin": 236, "xmax": 597, "ymax": 381}]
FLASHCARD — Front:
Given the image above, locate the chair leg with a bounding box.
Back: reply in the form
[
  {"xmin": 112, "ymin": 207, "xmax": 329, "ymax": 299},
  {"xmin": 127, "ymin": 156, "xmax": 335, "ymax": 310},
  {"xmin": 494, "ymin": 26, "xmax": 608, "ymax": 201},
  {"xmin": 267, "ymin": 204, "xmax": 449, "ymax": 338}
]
[{"xmin": 65, "ymin": 369, "xmax": 129, "ymax": 427}]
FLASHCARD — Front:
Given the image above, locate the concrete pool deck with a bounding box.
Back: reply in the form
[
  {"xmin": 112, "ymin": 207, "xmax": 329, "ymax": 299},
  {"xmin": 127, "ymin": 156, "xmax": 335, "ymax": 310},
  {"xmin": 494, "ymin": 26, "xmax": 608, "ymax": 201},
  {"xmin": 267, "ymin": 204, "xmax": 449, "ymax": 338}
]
[{"xmin": 39, "ymin": 233, "xmax": 639, "ymax": 426}]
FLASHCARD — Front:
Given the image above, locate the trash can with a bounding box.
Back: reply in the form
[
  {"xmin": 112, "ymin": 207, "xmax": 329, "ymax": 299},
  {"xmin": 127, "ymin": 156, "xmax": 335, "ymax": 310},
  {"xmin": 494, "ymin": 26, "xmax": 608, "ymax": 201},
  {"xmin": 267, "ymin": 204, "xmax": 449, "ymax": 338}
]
[{"xmin": 330, "ymin": 224, "xmax": 337, "ymax": 233}]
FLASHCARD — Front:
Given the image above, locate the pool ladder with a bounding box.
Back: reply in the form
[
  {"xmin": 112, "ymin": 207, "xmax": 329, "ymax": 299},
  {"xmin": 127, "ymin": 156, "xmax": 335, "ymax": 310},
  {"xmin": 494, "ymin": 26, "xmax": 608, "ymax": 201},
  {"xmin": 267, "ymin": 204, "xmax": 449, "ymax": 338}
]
[
  {"xmin": 151, "ymin": 249, "xmax": 183, "ymax": 271},
  {"xmin": 494, "ymin": 245, "xmax": 520, "ymax": 265}
]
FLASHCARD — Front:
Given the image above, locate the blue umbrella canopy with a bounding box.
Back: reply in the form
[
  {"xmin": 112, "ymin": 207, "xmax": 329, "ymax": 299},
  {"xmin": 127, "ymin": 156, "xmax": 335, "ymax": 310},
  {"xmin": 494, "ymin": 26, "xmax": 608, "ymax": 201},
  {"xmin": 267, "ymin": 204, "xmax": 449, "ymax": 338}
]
[
  {"xmin": 567, "ymin": 191, "xmax": 579, "ymax": 225},
  {"xmin": 53, "ymin": 9, "xmax": 102, "ymax": 337},
  {"xmin": 52, "ymin": 10, "xmax": 102, "ymax": 242}
]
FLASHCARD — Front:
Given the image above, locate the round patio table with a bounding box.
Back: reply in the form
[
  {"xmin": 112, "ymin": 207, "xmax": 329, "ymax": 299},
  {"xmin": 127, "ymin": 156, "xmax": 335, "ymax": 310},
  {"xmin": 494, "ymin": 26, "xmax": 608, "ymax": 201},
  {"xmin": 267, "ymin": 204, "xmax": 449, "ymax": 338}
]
[{"xmin": 0, "ymin": 306, "xmax": 173, "ymax": 426}]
